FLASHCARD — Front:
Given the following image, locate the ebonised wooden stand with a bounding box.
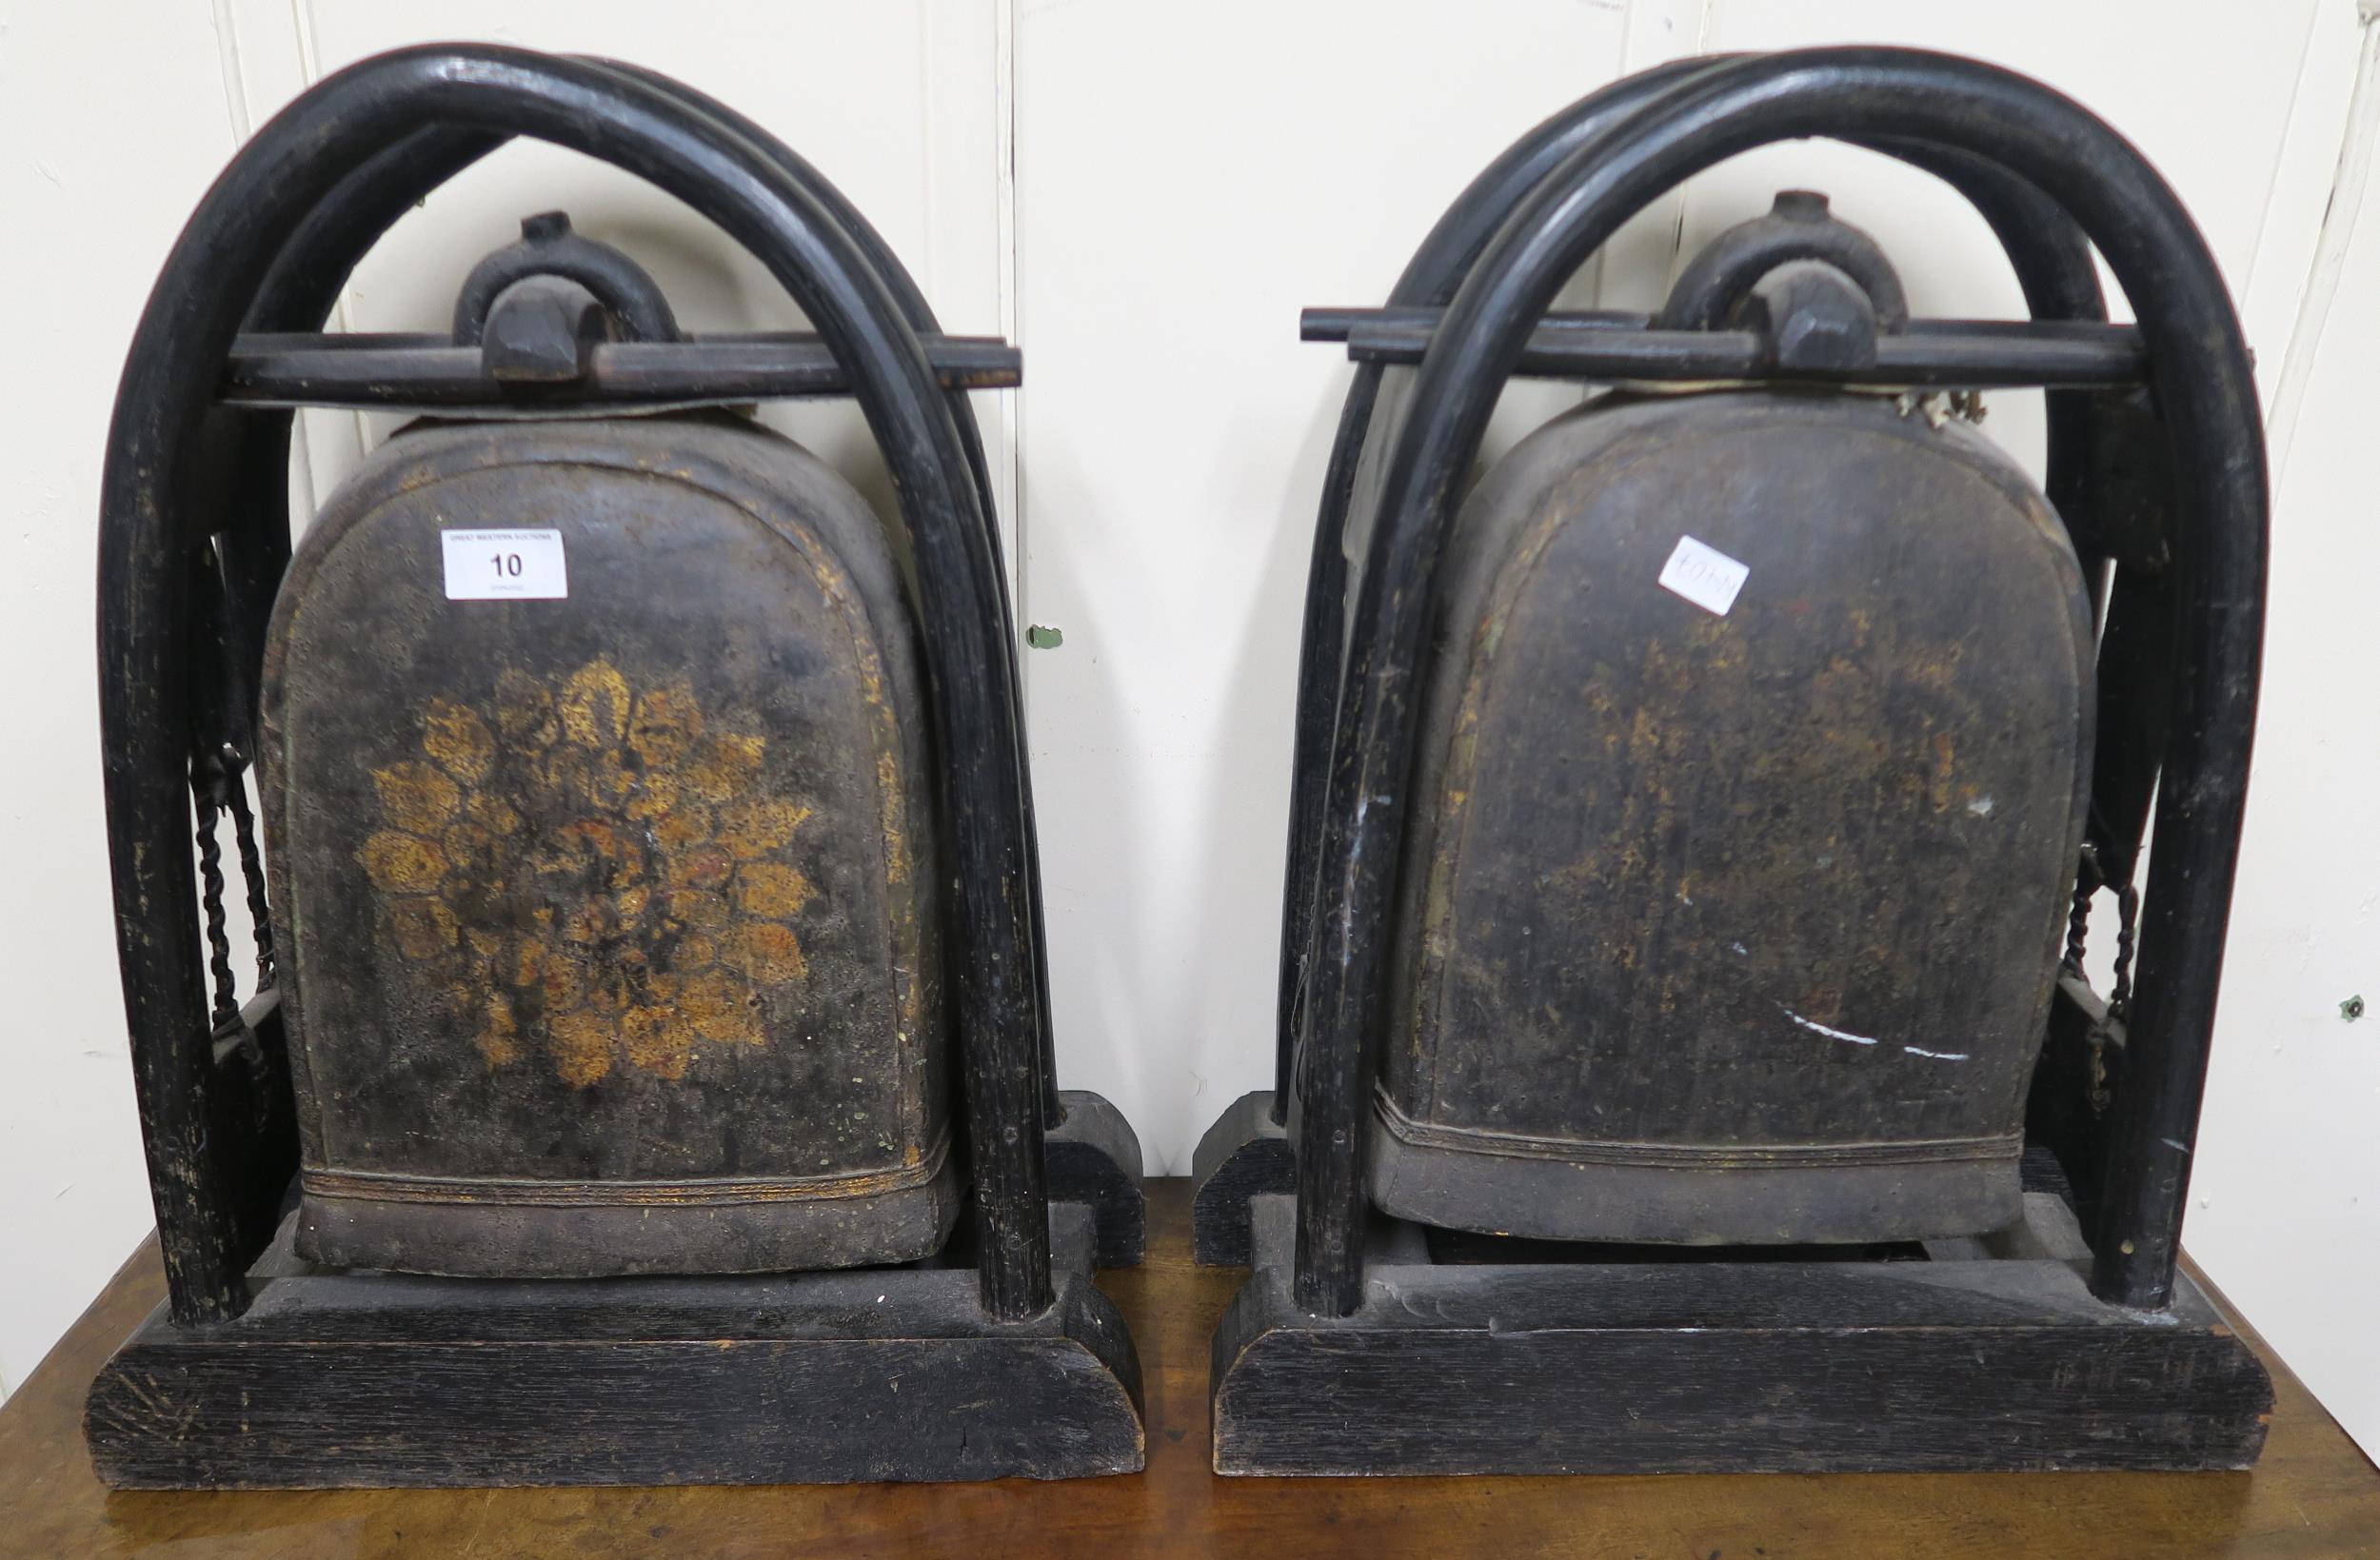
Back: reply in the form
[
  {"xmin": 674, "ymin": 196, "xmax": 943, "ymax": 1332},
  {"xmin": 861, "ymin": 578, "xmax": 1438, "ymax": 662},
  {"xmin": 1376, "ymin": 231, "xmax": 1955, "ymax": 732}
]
[
  {"xmin": 1207, "ymin": 1185, "xmax": 2270, "ymax": 1477},
  {"xmin": 87, "ymin": 45, "xmax": 1148, "ymax": 1489},
  {"xmin": 1202, "ymin": 47, "xmax": 2277, "ymax": 1477},
  {"xmin": 17, "ymin": 1181, "xmax": 2380, "ymax": 1556},
  {"xmin": 89, "ymin": 1203, "xmax": 1141, "ymax": 1489}
]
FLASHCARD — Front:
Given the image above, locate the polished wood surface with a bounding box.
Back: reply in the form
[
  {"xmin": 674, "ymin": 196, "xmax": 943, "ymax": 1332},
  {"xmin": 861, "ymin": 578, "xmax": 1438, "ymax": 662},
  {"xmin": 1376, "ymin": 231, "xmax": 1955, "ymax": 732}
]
[{"xmin": 5, "ymin": 1180, "xmax": 2375, "ymax": 1558}]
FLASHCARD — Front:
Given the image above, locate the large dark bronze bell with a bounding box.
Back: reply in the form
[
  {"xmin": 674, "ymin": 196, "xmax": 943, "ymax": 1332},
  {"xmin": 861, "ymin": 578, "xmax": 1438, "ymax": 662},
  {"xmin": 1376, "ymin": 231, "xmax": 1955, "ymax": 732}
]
[
  {"xmin": 263, "ymin": 218, "xmax": 957, "ymax": 1277},
  {"xmin": 1370, "ymin": 193, "xmax": 2092, "ymax": 1247},
  {"xmin": 268, "ymin": 382, "xmax": 951, "ymax": 1278}
]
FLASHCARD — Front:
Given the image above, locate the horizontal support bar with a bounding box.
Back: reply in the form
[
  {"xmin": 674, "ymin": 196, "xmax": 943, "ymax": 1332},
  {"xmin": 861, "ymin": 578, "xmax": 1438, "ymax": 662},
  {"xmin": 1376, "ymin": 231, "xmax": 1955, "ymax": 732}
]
[
  {"xmin": 221, "ymin": 330, "xmax": 1021, "ymax": 409},
  {"xmin": 1302, "ymin": 305, "xmax": 1648, "ymax": 341},
  {"xmin": 1304, "ymin": 306, "xmax": 2148, "ymax": 389}
]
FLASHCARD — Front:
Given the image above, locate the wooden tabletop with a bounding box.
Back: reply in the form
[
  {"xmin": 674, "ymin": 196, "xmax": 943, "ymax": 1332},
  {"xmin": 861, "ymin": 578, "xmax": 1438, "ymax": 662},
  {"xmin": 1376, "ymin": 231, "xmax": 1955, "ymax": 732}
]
[{"xmin": 5, "ymin": 1180, "xmax": 2375, "ymax": 1558}]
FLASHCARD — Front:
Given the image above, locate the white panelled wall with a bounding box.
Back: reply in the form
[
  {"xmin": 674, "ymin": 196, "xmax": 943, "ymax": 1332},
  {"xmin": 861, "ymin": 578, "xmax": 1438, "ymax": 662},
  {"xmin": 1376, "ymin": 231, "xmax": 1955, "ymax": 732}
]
[{"xmin": 1, "ymin": 0, "xmax": 2371, "ymax": 1455}]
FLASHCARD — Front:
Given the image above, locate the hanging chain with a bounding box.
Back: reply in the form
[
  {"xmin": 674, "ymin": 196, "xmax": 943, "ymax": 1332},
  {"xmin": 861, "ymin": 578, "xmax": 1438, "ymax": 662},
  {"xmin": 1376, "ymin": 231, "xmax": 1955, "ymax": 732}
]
[
  {"xmin": 191, "ymin": 533, "xmax": 278, "ymax": 1064},
  {"xmin": 195, "ymin": 741, "xmax": 276, "ymax": 1071},
  {"xmin": 2063, "ymin": 839, "xmax": 2105, "ymax": 977},
  {"xmin": 2104, "ymin": 881, "xmax": 2139, "ymax": 1024},
  {"xmin": 221, "ymin": 743, "xmax": 277, "ymax": 990},
  {"xmin": 2066, "ymin": 840, "xmax": 2141, "ymax": 1118},
  {"xmin": 2062, "ymin": 878, "xmax": 2092, "ymax": 977},
  {"xmin": 191, "ymin": 748, "xmax": 243, "ymax": 1035}
]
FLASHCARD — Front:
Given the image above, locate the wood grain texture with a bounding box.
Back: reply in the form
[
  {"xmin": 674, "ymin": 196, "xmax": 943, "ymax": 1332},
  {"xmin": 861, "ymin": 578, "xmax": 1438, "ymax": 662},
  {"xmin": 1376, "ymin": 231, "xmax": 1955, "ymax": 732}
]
[
  {"xmin": 1212, "ymin": 1192, "xmax": 2272, "ymax": 1475},
  {"xmin": 1213, "ymin": 1261, "xmax": 2271, "ymax": 1475},
  {"xmin": 5, "ymin": 1181, "xmax": 2377, "ymax": 1558},
  {"xmin": 80, "ymin": 1205, "xmax": 1140, "ymax": 1490}
]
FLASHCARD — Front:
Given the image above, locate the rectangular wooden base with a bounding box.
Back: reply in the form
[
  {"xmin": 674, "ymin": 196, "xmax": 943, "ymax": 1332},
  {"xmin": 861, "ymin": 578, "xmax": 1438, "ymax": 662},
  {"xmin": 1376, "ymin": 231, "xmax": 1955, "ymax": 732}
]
[
  {"xmin": 88, "ymin": 1204, "xmax": 1143, "ymax": 1489},
  {"xmin": 1211, "ymin": 1196, "xmax": 2271, "ymax": 1475}
]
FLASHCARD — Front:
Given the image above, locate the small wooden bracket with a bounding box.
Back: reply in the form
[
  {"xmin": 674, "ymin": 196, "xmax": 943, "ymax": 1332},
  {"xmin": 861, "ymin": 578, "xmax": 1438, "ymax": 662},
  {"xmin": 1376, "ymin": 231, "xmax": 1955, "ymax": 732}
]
[
  {"xmin": 1045, "ymin": 1090, "xmax": 1148, "ymax": 1269},
  {"xmin": 1187, "ymin": 1091, "xmax": 1294, "ymax": 1267}
]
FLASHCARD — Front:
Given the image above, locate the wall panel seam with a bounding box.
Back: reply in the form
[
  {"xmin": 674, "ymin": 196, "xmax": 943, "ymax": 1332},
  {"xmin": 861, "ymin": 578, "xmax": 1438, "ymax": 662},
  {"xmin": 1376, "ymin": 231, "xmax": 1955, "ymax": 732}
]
[
  {"xmin": 2268, "ymin": 10, "xmax": 2380, "ymax": 482},
  {"xmin": 997, "ymin": 0, "xmax": 1028, "ymax": 668}
]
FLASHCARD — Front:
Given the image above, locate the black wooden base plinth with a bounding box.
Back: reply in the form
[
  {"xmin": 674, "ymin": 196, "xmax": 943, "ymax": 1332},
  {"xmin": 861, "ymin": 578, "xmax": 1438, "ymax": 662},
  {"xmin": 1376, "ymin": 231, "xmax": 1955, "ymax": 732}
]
[
  {"xmin": 1210, "ymin": 1195, "xmax": 2271, "ymax": 1476},
  {"xmin": 1188, "ymin": 1090, "xmax": 1293, "ymax": 1266},
  {"xmin": 87, "ymin": 1204, "xmax": 1142, "ymax": 1489},
  {"xmin": 1046, "ymin": 1089, "xmax": 1148, "ymax": 1268}
]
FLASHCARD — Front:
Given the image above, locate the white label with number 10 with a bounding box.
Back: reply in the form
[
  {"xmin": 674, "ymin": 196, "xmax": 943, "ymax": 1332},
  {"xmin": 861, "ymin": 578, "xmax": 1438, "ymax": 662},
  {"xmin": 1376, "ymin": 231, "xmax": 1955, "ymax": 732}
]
[
  {"xmin": 1656, "ymin": 534, "xmax": 1749, "ymax": 617},
  {"xmin": 443, "ymin": 527, "xmax": 568, "ymax": 601}
]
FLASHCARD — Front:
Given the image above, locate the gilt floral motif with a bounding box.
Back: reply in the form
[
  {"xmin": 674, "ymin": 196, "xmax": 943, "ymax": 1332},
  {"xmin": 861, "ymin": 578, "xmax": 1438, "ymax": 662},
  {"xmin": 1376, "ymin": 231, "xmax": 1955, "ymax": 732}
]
[{"xmin": 359, "ymin": 658, "xmax": 814, "ymax": 1086}]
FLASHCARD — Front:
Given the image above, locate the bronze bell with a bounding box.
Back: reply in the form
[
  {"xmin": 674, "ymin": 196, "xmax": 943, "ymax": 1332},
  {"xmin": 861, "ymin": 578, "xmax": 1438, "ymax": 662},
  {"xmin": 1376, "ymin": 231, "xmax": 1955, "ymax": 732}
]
[
  {"xmin": 260, "ymin": 219, "xmax": 956, "ymax": 1277},
  {"xmin": 1369, "ymin": 196, "xmax": 2092, "ymax": 1247}
]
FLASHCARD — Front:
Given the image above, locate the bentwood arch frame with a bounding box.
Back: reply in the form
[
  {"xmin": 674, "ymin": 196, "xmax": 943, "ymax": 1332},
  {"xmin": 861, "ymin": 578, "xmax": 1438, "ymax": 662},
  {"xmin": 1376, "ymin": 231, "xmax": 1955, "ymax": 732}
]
[
  {"xmin": 1193, "ymin": 47, "xmax": 2135, "ymax": 1265},
  {"xmin": 1199, "ymin": 47, "xmax": 2271, "ymax": 1475},
  {"xmin": 87, "ymin": 45, "xmax": 1142, "ymax": 1488}
]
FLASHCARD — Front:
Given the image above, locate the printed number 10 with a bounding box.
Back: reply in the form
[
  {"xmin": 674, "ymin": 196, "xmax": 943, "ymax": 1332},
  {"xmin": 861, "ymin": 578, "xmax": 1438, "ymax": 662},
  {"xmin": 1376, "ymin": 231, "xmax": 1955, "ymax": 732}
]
[{"xmin": 491, "ymin": 552, "xmax": 524, "ymax": 579}]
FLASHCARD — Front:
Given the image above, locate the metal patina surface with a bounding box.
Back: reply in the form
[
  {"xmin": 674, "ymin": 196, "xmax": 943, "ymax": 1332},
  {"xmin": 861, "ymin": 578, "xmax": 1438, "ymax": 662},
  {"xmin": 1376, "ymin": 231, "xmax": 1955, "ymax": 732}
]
[
  {"xmin": 260, "ymin": 412, "xmax": 954, "ymax": 1276},
  {"xmin": 1372, "ymin": 389, "xmax": 2093, "ymax": 1244}
]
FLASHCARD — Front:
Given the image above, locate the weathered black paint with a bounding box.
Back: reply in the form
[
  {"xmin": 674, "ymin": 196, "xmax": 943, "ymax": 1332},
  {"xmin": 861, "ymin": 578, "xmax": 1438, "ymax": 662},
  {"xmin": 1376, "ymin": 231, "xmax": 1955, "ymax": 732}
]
[
  {"xmin": 223, "ymin": 329, "xmax": 1024, "ymax": 411},
  {"xmin": 1200, "ymin": 45, "xmax": 2268, "ymax": 1478},
  {"xmin": 1189, "ymin": 1090, "xmax": 1294, "ymax": 1266},
  {"xmin": 1660, "ymin": 188, "xmax": 1911, "ymax": 331},
  {"xmin": 89, "ymin": 1205, "xmax": 1144, "ymax": 1489},
  {"xmin": 1286, "ymin": 47, "xmax": 2265, "ymax": 1321},
  {"xmin": 89, "ymin": 45, "xmax": 1145, "ymax": 1489},
  {"xmin": 452, "ymin": 210, "xmax": 681, "ymax": 346},
  {"xmin": 1328, "ymin": 310, "xmax": 2149, "ymax": 388},
  {"xmin": 97, "ymin": 42, "xmax": 1062, "ymax": 1327},
  {"xmin": 1210, "ymin": 1202, "xmax": 2271, "ymax": 1476},
  {"xmin": 1043, "ymin": 1091, "xmax": 1150, "ymax": 1269}
]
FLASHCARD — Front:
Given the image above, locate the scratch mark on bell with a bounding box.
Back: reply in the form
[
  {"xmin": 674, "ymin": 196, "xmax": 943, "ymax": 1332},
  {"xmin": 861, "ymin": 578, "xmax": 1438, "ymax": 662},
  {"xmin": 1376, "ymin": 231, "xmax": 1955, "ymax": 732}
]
[{"xmin": 1777, "ymin": 1005, "xmax": 1878, "ymax": 1046}]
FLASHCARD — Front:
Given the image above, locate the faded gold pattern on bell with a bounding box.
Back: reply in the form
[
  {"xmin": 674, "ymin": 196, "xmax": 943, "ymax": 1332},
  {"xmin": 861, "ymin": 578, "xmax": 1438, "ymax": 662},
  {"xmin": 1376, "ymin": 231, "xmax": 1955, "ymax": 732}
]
[{"xmin": 358, "ymin": 656, "xmax": 816, "ymax": 1088}]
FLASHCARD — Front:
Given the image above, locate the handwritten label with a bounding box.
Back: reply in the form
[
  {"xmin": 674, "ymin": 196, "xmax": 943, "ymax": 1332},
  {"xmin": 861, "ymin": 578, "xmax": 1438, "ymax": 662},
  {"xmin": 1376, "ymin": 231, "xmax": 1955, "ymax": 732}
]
[
  {"xmin": 1656, "ymin": 534, "xmax": 1749, "ymax": 617},
  {"xmin": 444, "ymin": 528, "xmax": 567, "ymax": 601}
]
